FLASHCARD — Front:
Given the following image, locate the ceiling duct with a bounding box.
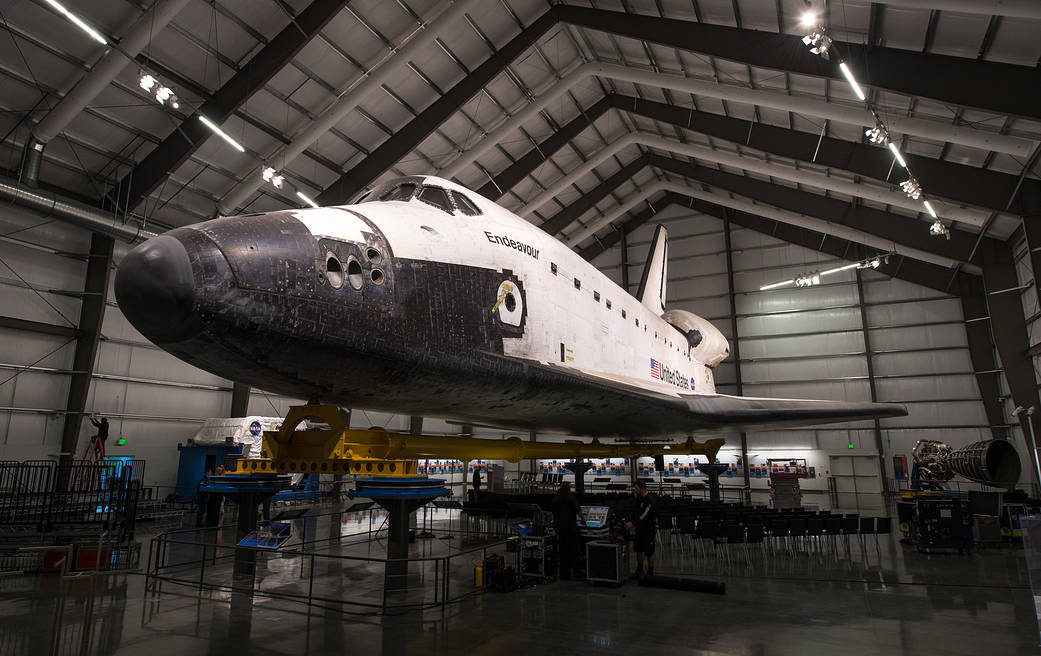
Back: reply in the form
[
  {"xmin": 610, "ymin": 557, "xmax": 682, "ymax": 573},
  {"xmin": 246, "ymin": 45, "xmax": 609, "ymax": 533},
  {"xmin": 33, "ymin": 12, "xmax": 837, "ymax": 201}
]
[{"xmin": 0, "ymin": 174, "xmax": 158, "ymax": 242}]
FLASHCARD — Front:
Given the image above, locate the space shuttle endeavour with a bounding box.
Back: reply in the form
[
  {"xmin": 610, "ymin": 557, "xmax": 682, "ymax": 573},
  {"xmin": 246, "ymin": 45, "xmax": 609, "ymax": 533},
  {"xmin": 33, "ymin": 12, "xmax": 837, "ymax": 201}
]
[{"xmin": 114, "ymin": 175, "xmax": 906, "ymax": 438}]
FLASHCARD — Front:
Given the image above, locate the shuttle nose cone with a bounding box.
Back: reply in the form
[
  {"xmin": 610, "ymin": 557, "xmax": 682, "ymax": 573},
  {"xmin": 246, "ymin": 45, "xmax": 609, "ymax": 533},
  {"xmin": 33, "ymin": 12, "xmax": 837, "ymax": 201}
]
[{"xmin": 115, "ymin": 235, "xmax": 199, "ymax": 343}]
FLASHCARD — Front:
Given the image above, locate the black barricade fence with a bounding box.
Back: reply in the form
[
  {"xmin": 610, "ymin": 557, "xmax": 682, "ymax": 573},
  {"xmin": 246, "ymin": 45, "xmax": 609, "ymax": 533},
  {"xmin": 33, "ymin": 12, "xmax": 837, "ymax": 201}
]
[
  {"xmin": 146, "ymin": 509, "xmax": 510, "ymax": 615},
  {"xmin": 0, "ymin": 459, "xmax": 144, "ymax": 545}
]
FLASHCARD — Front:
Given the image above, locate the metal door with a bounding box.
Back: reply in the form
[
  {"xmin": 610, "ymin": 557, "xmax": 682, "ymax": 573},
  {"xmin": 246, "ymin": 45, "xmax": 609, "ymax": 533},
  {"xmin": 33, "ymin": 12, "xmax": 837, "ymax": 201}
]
[{"xmin": 828, "ymin": 455, "xmax": 882, "ymax": 513}]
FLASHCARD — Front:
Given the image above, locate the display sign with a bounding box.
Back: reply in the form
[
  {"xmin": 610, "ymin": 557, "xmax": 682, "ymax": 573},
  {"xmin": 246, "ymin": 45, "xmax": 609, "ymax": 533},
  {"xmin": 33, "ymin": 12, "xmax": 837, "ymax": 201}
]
[{"xmin": 893, "ymin": 454, "xmax": 908, "ymax": 480}]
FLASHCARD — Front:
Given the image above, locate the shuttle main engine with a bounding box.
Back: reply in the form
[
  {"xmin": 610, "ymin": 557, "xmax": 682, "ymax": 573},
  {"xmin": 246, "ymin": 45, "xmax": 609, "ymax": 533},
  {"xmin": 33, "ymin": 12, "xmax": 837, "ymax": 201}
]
[{"xmin": 911, "ymin": 439, "xmax": 1022, "ymax": 488}]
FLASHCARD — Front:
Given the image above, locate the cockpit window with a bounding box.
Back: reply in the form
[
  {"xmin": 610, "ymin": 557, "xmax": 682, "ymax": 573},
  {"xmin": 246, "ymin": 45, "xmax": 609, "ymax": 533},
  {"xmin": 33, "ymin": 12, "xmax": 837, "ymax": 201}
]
[
  {"xmin": 379, "ymin": 183, "xmax": 417, "ymax": 202},
  {"xmin": 418, "ymin": 185, "xmax": 452, "ymax": 212},
  {"xmin": 451, "ymin": 191, "xmax": 482, "ymax": 216}
]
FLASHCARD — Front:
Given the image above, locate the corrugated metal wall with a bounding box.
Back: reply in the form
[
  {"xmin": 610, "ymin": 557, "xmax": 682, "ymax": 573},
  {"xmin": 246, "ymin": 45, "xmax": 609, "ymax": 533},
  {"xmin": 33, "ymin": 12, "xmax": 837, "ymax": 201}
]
[{"xmin": 594, "ymin": 203, "xmax": 1009, "ymax": 509}]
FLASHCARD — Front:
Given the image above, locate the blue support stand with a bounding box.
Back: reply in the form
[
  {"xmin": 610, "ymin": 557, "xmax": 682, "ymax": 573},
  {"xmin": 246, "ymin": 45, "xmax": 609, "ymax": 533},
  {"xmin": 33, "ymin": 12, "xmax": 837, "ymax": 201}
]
[
  {"xmin": 351, "ymin": 477, "xmax": 450, "ymax": 591},
  {"xmin": 200, "ymin": 473, "xmax": 292, "ymax": 579}
]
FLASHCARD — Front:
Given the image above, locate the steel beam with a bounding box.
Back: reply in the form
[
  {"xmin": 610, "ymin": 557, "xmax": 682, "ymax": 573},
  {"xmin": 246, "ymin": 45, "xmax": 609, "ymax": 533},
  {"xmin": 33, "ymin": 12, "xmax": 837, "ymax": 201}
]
[
  {"xmin": 113, "ymin": 0, "xmax": 350, "ymax": 212},
  {"xmin": 231, "ymin": 383, "xmax": 251, "ymax": 417},
  {"xmin": 551, "ymin": 153, "xmax": 988, "ymax": 269},
  {"xmin": 855, "ymin": 267, "xmax": 891, "ymax": 494},
  {"xmin": 722, "ymin": 212, "xmax": 750, "ymax": 491},
  {"xmin": 559, "ymin": 6, "xmax": 1041, "ymax": 120},
  {"xmin": 0, "ymin": 315, "xmax": 79, "ymax": 339},
  {"xmin": 482, "ymin": 93, "xmax": 1033, "ymax": 217},
  {"xmin": 539, "ymin": 154, "xmax": 648, "ymax": 235},
  {"xmin": 647, "ymin": 153, "xmax": 988, "ymax": 266},
  {"xmin": 475, "ymin": 95, "xmax": 614, "ymax": 200},
  {"xmin": 609, "ymin": 94, "xmax": 1034, "ymax": 216},
  {"xmin": 317, "ymin": 10, "xmax": 559, "ymax": 206},
  {"xmin": 1018, "ymin": 181, "xmax": 1041, "ymax": 323},
  {"xmin": 619, "ymin": 229, "xmax": 630, "ymax": 292},
  {"xmin": 59, "ymin": 233, "xmax": 115, "ymax": 465},
  {"xmin": 957, "ymin": 276, "xmax": 1006, "ymax": 439},
  {"xmin": 978, "ymin": 239, "xmax": 1041, "ymax": 489},
  {"xmin": 580, "ymin": 192, "xmax": 978, "ymax": 295}
]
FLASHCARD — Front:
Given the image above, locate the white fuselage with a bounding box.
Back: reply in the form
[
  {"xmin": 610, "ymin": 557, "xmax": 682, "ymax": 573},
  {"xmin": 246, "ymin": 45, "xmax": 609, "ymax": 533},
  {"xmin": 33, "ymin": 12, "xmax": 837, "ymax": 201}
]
[{"xmin": 295, "ymin": 175, "xmax": 716, "ymax": 400}]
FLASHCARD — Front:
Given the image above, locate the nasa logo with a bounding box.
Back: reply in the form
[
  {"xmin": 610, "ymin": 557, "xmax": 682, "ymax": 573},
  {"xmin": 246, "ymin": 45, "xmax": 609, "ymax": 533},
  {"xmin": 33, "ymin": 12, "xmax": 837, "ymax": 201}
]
[{"xmin": 248, "ymin": 420, "xmax": 262, "ymax": 436}]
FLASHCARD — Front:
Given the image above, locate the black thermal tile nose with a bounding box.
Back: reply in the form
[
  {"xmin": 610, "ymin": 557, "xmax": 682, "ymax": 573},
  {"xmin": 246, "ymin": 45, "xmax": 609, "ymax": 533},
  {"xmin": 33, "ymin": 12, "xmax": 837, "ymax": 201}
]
[{"xmin": 115, "ymin": 235, "xmax": 199, "ymax": 343}]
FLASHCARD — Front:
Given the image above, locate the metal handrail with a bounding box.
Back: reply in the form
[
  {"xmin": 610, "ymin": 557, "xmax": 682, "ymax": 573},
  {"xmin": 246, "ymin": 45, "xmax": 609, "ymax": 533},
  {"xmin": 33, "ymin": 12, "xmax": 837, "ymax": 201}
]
[{"xmin": 147, "ymin": 523, "xmax": 509, "ymax": 614}]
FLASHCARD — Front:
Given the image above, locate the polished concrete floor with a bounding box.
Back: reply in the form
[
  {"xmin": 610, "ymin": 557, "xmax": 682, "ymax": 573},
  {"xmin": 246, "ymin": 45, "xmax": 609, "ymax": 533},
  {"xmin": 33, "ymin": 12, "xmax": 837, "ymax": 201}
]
[{"xmin": 1, "ymin": 511, "xmax": 1038, "ymax": 655}]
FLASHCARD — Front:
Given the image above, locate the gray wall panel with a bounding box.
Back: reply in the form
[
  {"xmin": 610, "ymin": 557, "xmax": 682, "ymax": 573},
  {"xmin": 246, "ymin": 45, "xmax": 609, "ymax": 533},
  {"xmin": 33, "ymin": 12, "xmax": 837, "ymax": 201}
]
[
  {"xmin": 873, "ymin": 350, "xmax": 974, "ymax": 377},
  {"xmin": 740, "ymin": 331, "xmax": 864, "ymax": 359},
  {"xmin": 742, "ymin": 356, "xmax": 867, "ymax": 382},
  {"xmin": 869, "ymin": 323, "xmax": 968, "ymax": 351}
]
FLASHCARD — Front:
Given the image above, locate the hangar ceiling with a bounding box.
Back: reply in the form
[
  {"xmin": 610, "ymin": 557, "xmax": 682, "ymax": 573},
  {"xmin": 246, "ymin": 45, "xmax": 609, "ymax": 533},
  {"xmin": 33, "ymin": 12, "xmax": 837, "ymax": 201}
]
[{"xmin": 1, "ymin": 0, "xmax": 1040, "ymax": 291}]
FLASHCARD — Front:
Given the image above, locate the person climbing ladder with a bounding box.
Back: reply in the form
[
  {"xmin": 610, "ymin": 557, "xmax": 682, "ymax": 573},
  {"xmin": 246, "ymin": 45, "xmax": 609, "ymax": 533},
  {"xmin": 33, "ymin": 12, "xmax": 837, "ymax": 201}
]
[{"xmin": 87, "ymin": 414, "xmax": 109, "ymax": 463}]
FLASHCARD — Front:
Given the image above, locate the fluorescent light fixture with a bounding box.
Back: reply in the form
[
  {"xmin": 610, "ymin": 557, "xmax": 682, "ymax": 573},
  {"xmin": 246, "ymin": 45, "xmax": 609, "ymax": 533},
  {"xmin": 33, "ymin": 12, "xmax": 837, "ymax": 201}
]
[
  {"xmin": 45, "ymin": 0, "xmax": 107, "ymax": 45},
  {"xmin": 923, "ymin": 200, "xmax": 937, "ymax": 218},
  {"xmin": 759, "ymin": 279, "xmax": 795, "ymax": 291},
  {"xmin": 819, "ymin": 262, "xmax": 861, "ymax": 276},
  {"xmin": 800, "ymin": 11, "xmax": 817, "ymax": 27},
  {"xmin": 297, "ymin": 191, "xmax": 319, "ymax": 208},
  {"xmin": 139, "ymin": 74, "xmax": 156, "ymax": 91},
  {"xmin": 763, "ymin": 253, "xmax": 890, "ymax": 290},
  {"xmin": 887, "ymin": 142, "xmax": 907, "ymax": 168},
  {"xmin": 839, "ymin": 62, "xmax": 866, "ymax": 101},
  {"xmin": 198, "ymin": 115, "xmax": 245, "ymax": 153}
]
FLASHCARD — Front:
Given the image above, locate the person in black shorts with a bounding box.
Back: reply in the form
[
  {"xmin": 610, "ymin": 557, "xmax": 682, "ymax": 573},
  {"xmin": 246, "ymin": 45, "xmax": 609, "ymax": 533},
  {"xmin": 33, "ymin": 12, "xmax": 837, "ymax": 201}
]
[{"xmin": 626, "ymin": 480, "xmax": 657, "ymax": 577}]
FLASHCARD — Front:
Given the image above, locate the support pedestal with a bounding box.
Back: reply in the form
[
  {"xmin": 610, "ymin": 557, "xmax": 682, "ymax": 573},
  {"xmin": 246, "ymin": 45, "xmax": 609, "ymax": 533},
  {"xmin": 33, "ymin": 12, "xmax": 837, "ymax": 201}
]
[
  {"xmin": 696, "ymin": 463, "xmax": 730, "ymax": 504},
  {"xmin": 352, "ymin": 477, "xmax": 450, "ymax": 591},
  {"xmin": 200, "ymin": 474, "xmax": 291, "ymax": 579},
  {"xmin": 564, "ymin": 460, "xmax": 594, "ymax": 495}
]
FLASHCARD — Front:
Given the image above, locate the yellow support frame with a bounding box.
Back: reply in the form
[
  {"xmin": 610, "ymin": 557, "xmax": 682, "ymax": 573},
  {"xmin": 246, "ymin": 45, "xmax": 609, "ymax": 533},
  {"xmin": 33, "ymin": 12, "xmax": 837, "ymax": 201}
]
[{"xmin": 226, "ymin": 404, "xmax": 726, "ymax": 477}]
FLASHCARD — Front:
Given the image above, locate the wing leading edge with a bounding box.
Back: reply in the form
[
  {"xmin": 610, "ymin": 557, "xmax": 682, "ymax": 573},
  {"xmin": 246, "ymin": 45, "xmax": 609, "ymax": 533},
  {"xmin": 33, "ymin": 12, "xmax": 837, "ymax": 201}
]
[{"xmin": 680, "ymin": 393, "xmax": 907, "ymax": 433}]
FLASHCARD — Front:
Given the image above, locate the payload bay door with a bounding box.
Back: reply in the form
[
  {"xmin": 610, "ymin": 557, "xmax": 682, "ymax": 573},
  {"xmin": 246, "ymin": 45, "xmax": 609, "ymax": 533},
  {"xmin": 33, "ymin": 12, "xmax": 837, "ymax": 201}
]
[{"xmin": 828, "ymin": 455, "xmax": 882, "ymax": 513}]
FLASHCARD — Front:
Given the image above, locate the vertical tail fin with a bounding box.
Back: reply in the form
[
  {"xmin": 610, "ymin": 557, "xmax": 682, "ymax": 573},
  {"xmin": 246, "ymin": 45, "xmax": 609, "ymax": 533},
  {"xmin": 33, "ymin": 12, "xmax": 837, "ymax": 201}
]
[{"xmin": 636, "ymin": 224, "xmax": 668, "ymax": 316}]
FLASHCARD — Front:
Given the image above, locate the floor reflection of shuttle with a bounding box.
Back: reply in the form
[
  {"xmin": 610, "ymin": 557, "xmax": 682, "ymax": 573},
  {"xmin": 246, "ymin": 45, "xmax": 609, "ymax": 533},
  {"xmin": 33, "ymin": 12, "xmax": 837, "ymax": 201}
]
[{"xmin": 115, "ymin": 175, "xmax": 905, "ymax": 437}]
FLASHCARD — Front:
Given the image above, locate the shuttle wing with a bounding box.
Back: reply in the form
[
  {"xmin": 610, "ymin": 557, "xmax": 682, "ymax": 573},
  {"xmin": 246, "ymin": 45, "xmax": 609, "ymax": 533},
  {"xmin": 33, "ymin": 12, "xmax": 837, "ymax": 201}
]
[
  {"xmin": 515, "ymin": 359, "xmax": 907, "ymax": 437},
  {"xmin": 678, "ymin": 393, "xmax": 907, "ymax": 433}
]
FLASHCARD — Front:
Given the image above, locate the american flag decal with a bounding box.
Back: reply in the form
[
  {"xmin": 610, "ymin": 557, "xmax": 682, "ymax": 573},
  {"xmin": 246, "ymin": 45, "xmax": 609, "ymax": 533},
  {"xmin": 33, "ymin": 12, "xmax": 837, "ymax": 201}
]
[{"xmin": 650, "ymin": 358, "xmax": 662, "ymax": 380}]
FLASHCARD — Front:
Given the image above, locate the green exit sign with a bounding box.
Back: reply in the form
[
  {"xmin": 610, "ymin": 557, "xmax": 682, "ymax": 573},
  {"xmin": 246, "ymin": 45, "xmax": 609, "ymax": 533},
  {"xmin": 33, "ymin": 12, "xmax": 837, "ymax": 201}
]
[
  {"xmin": 116, "ymin": 438, "xmax": 126, "ymax": 446},
  {"xmin": 848, "ymin": 443, "xmax": 855, "ymax": 449}
]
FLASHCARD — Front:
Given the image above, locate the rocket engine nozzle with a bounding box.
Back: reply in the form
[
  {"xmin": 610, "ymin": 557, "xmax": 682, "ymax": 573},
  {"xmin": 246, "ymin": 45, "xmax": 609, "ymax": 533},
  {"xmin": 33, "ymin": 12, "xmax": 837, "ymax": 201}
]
[{"xmin": 912, "ymin": 439, "xmax": 1021, "ymax": 488}]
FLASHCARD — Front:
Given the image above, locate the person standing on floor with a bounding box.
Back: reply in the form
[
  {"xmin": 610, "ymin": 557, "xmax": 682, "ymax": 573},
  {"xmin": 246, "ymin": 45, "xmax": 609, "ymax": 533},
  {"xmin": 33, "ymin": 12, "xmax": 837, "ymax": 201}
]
[
  {"xmin": 627, "ymin": 480, "xmax": 657, "ymax": 577},
  {"xmin": 551, "ymin": 482, "xmax": 585, "ymax": 579},
  {"xmin": 471, "ymin": 463, "xmax": 482, "ymax": 502},
  {"xmin": 196, "ymin": 468, "xmax": 212, "ymax": 528}
]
